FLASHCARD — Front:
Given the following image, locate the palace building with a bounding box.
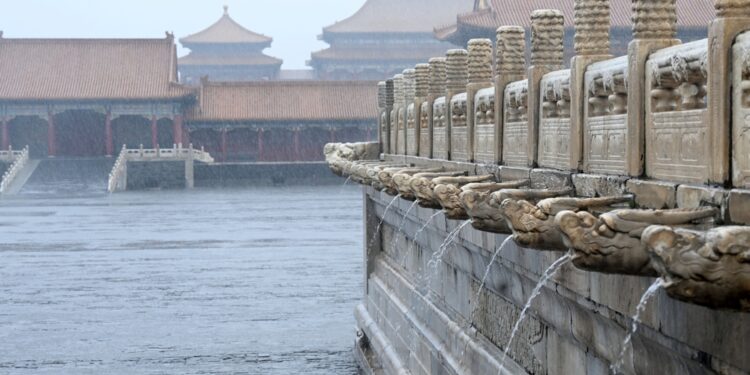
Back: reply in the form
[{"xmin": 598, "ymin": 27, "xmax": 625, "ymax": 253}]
[
  {"xmin": 435, "ymin": 0, "xmax": 715, "ymax": 58},
  {"xmin": 0, "ymin": 33, "xmax": 376, "ymax": 162},
  {"xmin": 188, "ymin": 79, "xmax": 377, "ymax": 162},
  {"xmin": 308, "ymin": 0, "xmax": 473, "ymax": 80},
  {"xmin": 0, "ymin": 34, "xmax": 193, "ymax": 159},
  {"xmin": 178, "ymin": 6, "xmax": 283, "ymax": 84}
]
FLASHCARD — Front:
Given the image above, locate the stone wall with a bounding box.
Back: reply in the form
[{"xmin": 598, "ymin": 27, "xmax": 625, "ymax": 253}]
[
  {"xmin": 126, "ymin": 161, "xmax": 186, "ymax": 190},
  {"xmin": 356, "ymin": 186, "xmax": 750, "ymax": 375}
]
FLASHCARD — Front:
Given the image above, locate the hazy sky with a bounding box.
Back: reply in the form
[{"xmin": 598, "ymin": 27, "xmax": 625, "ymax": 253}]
[{"xmin": 0, "ymin": 0, "xmax": 367, "ymax": 69}]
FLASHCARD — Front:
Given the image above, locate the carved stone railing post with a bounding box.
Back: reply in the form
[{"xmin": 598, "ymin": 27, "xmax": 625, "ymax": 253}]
[
  {"xmin": 403, "ymin": 68, "xmax": 416, "ymax": 156},
  {"xmin": 446, "ymin": 49, "xmax": 469, "ymax": 161},
  {"xmin": 711, "ymin": 0, "xmax": 750, "ymax": 185},
  {"xmin": 466, "ymin": 38, "xmax": 494, "ymax": 163},
  {"xmin": 427, "ymin": 57, "xmax": 448, "ymax": 159},
  {"xmin": 377, "ymin": 81, "xmax": 387, "ymax": 154},
  {"xmin": 626, "ymin": 0, "xmax": 680, "ymax": 177},
  {"xmin": 528, "ymin": 10, "xmax": 565, "ymax": 168},
  {"xmin": 494, "ymin": 26, "xmax": 527, "ymax": 165},
  {"xmin": 384, "ymin": 79, "xmax": 394, "ymax": 154},
  {"xmin": 415, "ymin": 63, "xmax": 430, "ymax": 158},
  {"xmin": 570, "ymin": 0, "xmax": 611, "ymax": 171},
  {"xmin": 391, "ymin": 74, "xmax": 404, "ymax": 155},
  {"xmin": 431, "ymin": 57, "xmax": 449, "ymax": 160}
]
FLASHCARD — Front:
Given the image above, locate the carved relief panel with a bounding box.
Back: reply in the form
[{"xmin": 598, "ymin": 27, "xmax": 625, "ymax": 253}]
[
  {"xmin": 432, "ymin": 97, "xmax": 449, "ymax": 160},
  {"xmin": 379, "ymin": 110, "xmax": 389, "ymax": 153},
  {"xmin": 502, "ymin": 80, "xmax": 529, "ymax": 167},
  {"xmin": 646, "ymin": 40, "xmax": 709, "ymax": 183},
  {"xmin": 396, "ymin": 107, "xmax": 406, "ymax": 155},
  {"xmin": 389, "ymin": 107, "xmax": 398, "ymax": 156},
  {"xmin": 419, "ymin": 101, "xmax": 431, "ymax": 158},
  {"xmin": 733, "ymin": 32, "xmax": 750, "ymax": 187},
  {"xmin": 583, "ymin": 56, "xmax": 628, "ymax": 175},
  {"xmin": 474, "ymin": 87, "xmax": 496, "ymax": 164},
  {"xmin": 450, "ymin": 93, "xmax": 469, "ymax": 161},
  {"xmin": 538, "ymin": 70, "xmax": 571, "ymax": 171},
  {"xmin": 406, "ymin": 103, "xmax": 419, "ymax": 156}
]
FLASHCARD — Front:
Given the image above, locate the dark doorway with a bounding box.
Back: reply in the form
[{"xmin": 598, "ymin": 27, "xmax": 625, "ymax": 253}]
[
  {"xmin": 54, "ymin": 110, "xmax": 106, "ymax": 157},
  {"xmin": 8, "ymin": 116, "xmax": 49, "ymax": 158}
]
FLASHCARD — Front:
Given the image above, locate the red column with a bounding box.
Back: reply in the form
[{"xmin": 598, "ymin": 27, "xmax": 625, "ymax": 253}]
[
  {"xmin": 294, "ymin": 128, "xmax": 302, "ymax": 161},
  {"xmin": 257, "ymin": 128, "xmax": 264, "ymax": 162},
  {"xmin": 105, "ymin": 111, "xmax": 113, "ymax": 157},
  {"xmin": 220, "ymin": 128, "xmax": 228, "ymax": 162},
  {"xmin": 1, "ymin": 117, "xmax": 9, "ymax": 151},
  {"xmin": 47, "ymin": 113, "xmax": 56, "ymax": 157},
  {"xmin": 151, "ymin": 115, "xmax": 158, "ymax": 148},
  {"xmin": 173, "ymin": 114, "xmax": 183, "ymax": 147}
]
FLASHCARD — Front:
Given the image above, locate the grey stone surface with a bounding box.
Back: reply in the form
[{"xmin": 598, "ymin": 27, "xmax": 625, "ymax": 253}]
[
  {"xmin": 530, "ymin": 169, "xmax": 572, "ymax": 189},
  {"xmin": 728, "ymin": 189, "xmax": 750, "ymax": 225},
  {"xmin": 626, "ymin": 179, "xmax": 678, "ymax": 209},
  {"xmin": 194, "ymin": 162, "xmax": 337, "ymax": 186},
  {"xmin": 572, "ymin": 173, "xmax": 630, "ymax": 197},
  {"xmin": 357, "ymin": 188, "xmax": 750, "ymax": 375},
  {"xmin": 126, "ymin": 161, "xmax": 185, "ymax": 190},
  {"xmin": 498, "ymin": 166, "xmax": 531, "ymax": 182}
]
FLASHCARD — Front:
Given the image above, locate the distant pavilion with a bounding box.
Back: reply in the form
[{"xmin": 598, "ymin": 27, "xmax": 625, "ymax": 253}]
[
  {"xmin": 179, "ymin": 6, "xmax": 282, "ymax": 84},
  {"xmin": 308, "ymin": 0, "xmax": 473, "ymax": 80}
]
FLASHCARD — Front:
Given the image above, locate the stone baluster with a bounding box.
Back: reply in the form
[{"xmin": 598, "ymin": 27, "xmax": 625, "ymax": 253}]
[
  {"xmin": 710, "ymin": 0, "xmax": 750, "ymax": 185},
  {"xmin": 377, "ymin": 81, "xmax": 387, "ymax": 153},
  {"xmin": 402, "ymin": 68, "xmax": 416, "ymax": 155},
  {"xmin": 446, "ymin": 49, "xmax": 469, "ymax": 160},
  {"xmin": 527, "ymin": 9, "xmax": 565, "ymax": 167},
  {"xmin": 415, "ymin": 64, "xmax": 430, "ymax": 99},
  {"xmin": 467, "ymin": 39, "xmax": 494, "ymax": 162},
  {"xmin": 495, "ymin": 26, "xmax": 527, "ymax": 164},
  {"xmin": 377, "ymin": 81, "xmax": 386, "ymax": 111},
  {"xmin": 403, "ymin": 69, "xmax": 416, "ymax": 106},
  {"xmin": 626, "ymin": 0, "xmax": 680, "ymax": 177},
  {"xmin": 392, "ymin": 74, "xmax": 405, "ymax": 154},
  {"xmin": 429, "ymin": 57, "xmax": 447, "ymax": 97},
  {"xmin": 415, "ymin": 63, "xmax": 430, "ymax": 158},
  {"xmin": 425, "ymin": 58, "xmax": 447, "ymax": 159},
  {"xmin": 570, "ymin": 0, "xmax": 612, "ymax": 171},
  {"xmin": 385, "ymin": 78, "xmax": 395, "ymax": 154}
]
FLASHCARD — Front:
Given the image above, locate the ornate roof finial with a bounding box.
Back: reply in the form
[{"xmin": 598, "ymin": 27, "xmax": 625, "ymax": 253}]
[
  {"xmin": 223, "ymin": 5, "xmax": 229, "ymax": 15},
  {"xmin": 475, "ymin": 0, "xmax": 490, "ymax": 10}
]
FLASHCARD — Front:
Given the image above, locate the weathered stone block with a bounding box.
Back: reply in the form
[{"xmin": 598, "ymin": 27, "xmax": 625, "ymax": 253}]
[
  {"xmin": 475, "ymin": 163, "xmax": 502, "ymax": 180},
  {"xmin": 546, "ymin": 330, "xmax": 586, "ymax": 375},
  {"xmin": 530, "ymin": 168, "xmax": 572, "ymax": 189},
  {"xmin": 585, "ymin": 351, "xmax": 609, "ymax": 375},
  {"xmin": 728, "ymin": 189, "xmax": 750, "ymax": 225},
  {"xmin": 676, "ymin": 184, "xmax": 729, "ymax": 221},
  {"xmin": 626, "ymin": 179, "xmax": 677, "ymax": 209},
  {"xmin": 572, "ymin": 173, "xmax": 630, "ymax": 197},
  {"xmin": 499, "ymin": 166, "xmax": 531, "ymax": 182}
]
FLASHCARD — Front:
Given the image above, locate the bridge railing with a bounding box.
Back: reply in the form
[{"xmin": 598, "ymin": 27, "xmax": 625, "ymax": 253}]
[
  {"xmin": 107, "ymin": 145, "xmax": 128, "ymax": 193},
  {"xmin": 0, "ymin": 146, "xmax": 30, "ymax": 195},
  {"xmin": 0, "ymin": 146, "xmax": 27, "ymax": 163},
  {"xmin": 124, "ymin": 144, "xmax": 214, "ymax": 163},
  {"xmin": 108, "ymin": 144, "xmax": 214, "ymax": 193}
]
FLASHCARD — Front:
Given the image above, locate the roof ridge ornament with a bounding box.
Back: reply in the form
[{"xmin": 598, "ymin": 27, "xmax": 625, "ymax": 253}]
[{"xmin": 223, "ymin": 5, "xmax": 229, "ymax": 15}]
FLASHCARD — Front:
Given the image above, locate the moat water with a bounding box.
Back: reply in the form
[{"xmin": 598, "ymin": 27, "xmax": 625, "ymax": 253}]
[{"xmin": 0, "ymin": 184, "xmax": 363, "ymax": 374}]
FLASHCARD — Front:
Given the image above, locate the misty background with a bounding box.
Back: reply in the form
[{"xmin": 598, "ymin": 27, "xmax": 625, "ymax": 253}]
[{"xmin": 0, "ymin": 0, "xmax": 367, "ymax": 69}]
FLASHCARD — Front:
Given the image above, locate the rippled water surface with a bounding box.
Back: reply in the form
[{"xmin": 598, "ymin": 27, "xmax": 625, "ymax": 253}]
[{"xmin": 0, "ymin": 185, "xmax": 363, "ymax": 374}]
